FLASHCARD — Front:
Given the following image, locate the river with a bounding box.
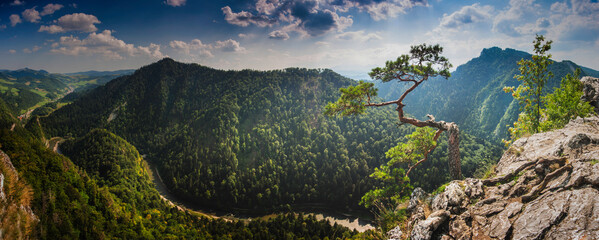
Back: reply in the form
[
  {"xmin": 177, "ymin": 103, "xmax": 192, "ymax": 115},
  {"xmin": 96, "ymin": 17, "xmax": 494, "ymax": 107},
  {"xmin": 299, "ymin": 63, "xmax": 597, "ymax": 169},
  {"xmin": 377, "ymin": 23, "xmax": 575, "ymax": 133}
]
[{"xmin": 146, "ymin": 160, "xmax": 375, "ymax": 232}]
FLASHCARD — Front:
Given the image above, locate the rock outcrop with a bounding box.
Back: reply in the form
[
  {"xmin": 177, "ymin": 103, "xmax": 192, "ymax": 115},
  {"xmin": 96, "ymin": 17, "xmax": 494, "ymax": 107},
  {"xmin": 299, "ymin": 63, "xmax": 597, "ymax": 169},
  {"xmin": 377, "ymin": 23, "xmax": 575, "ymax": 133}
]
[
  {"xmin": 403, "ymin": 115, "xmax": 599, "ymax": 240},
  {"xmin": 0, "ymin": 149, "xmax": 38, "ymax": 239},
  {"xmin": 581, "ymin": 76, "xmax": 599, "ymax": 114}
]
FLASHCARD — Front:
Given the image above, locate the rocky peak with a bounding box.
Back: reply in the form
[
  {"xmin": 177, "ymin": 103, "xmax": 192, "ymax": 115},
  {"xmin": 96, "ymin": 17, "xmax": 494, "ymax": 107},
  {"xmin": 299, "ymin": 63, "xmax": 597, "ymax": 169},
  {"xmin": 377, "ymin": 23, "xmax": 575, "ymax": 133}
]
[{"xmin": 399, "ymin": 114, "xmax": 599, "ymax": 240}]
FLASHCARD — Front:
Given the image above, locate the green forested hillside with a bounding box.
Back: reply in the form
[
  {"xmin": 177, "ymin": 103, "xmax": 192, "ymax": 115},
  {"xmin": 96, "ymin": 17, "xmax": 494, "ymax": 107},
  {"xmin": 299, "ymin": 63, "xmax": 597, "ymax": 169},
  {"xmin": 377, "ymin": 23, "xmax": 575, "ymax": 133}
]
[
  {"xmin": 39, "ymin": 58, "xmax": 502, "ymax": 211},
  {"xmin": 0, "ymin": 68, "xmax": 133, "ymax": 116},
  {"xmin": 377, "ymin": 47, "xmax": 599, "ymax": 141},
  {"xmin": 0, "ymin": 69, "xmax": 70, "ymax": 115},
  {"xmin": 0, "ymin": 100, "xmax": 355, "ymax": 239}
]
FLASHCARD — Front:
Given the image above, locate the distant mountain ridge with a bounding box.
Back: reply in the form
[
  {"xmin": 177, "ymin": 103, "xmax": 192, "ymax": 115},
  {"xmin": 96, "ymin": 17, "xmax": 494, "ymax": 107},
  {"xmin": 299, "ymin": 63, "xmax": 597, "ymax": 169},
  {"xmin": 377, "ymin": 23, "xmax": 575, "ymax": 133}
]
[
  {"xmin": 64, "ymin": 69, "xmax": 135, "ymax": 77},
  {"xmin": 0, "ymin": 68, "xmax": 135, "ymax": 115},
  {"xmin": 376, "ymin": 47, "xmax": 599, "ymax": 141}
]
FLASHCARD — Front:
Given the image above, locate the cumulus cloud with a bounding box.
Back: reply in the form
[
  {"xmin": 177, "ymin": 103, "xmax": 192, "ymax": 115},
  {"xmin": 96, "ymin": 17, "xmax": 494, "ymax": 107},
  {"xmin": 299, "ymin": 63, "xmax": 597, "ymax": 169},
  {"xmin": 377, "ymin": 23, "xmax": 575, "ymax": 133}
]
[
  {"xmin": 50, "ymin": 30, "xmax": 165, "ymax": 59},
  {"xmin": 10, "ymin": 0, "xmax": 24, "ymax": 6},
  {"xmin": 336, "ymin": 30, "xmax": 382, "ymax": 42},
  {"xmin": 169, "ymin": 39, "xmax": 213, "ymax": 57},
  {"xmin": 22, "ymin": 7, "xmax": 41, "ymax": 23},
  {"xmin": 165, "ymin": 0, "xmax": 186, "ymax": 7},
  {"xmin": 41, "ymin": 4, "xmax": 64, "ymax": 16},
  {"xmin": 222, "ymin": 6, "xmax": 276, "ymax": 27},
  {"xmin": 214, "ymin": 39, "xmax": 246, "ymax": 52},
  {"xmin": 269, "ymin": 30, "xmax": 290, "ymax": 40},
  {"xmin": 547, "ymin": 0, "xmax": 599, "ymax": 42},
  {"xmin": 439, "ymin": 4, "xmax": 493, "ymax": 29},
  {"xmin": 39, "ymin": 13, "xmax": 100, "ymax": 33},
  {"xmin": 169, "ymin": 38, "xmax": 246, "ymax": 58},
  {"xmin": 493, "ymin": 0, "xmax": 540, "ymax": 36},
  {"xmin": 329, "ymin": 0, "xmax": 428, "ymax": 21},
  {"xmin": 9, "ymin": 14, "xmax": 21, "ymax": 27},
  {"xmin": 222, "ymin": 0, "xmax": 360, "ymax": 38}
]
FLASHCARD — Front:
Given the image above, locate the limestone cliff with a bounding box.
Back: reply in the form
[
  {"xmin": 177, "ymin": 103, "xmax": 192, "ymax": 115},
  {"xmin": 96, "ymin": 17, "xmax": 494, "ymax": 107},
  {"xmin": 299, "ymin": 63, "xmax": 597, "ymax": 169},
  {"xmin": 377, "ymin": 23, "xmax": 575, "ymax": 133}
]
[
  {"xmin": 399, "ymin": 114, "xmax": 599, "ymax": 240},
  {"xmin": 0, "ymin": 149, "xmax": 38, "ymax": 239},
  {"xmin": 387, "ymin": 76, "xmax": 599, "ymax": 240}
]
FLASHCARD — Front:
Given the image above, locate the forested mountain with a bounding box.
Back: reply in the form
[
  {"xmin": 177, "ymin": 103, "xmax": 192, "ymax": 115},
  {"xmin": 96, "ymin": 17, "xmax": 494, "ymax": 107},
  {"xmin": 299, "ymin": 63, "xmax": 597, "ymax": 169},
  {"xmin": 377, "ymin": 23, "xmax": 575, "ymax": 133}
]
[
  {"xmin": 62, "ymin": 69, "xmax": 135, "ymax": 92},
  {"xmin": 0, "ymin": 98, "xmax": 356, "ymax": 239},
  {"xmin": 377, "ymin": 47, "xmax": 599, "ymax": 141},
  {"xmin": 0, "ymin": 68, "xmax": 70, "ymax": 115},
  {"xmin": 0, "ymin": 68, "xmax": 134, "ymax": 116},
  {"xmin": 38, "ymin": 58, "xmax": 502, "ymax": 212}
]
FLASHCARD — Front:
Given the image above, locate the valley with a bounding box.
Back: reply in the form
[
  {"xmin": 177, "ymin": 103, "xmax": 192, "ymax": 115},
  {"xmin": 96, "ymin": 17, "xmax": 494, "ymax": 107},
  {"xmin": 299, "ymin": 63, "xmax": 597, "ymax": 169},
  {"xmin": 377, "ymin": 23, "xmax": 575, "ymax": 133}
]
[{"xmin": 1, "ymin": 46, "xmax": 596, "ymax": 239}]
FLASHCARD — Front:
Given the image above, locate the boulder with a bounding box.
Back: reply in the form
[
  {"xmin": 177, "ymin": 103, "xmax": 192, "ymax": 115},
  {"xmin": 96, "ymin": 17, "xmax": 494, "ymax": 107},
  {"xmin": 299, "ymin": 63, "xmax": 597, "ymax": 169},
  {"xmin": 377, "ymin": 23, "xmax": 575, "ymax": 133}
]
[
  {"xmin": 407, "ymin": 187, "xmax": 427, "ymax": 213},
  {"xmin": 581, "ymin": 76, "xmax": 599, "ymax": 114},
  {"xmin": 410, "ymin": 210, "xmax": 449, "ymax": 240},
  {"xmin": 432, "ymin": 182, "xmax": 466, "ymax": 214}
]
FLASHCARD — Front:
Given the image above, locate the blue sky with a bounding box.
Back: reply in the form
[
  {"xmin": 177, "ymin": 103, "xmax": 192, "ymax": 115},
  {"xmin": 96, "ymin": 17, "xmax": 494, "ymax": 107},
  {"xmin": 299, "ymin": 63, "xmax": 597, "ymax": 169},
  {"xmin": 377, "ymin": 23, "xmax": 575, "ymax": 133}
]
[{"xmin": 1, "ymin": 0, "xmax": 598, "ymax": 79}]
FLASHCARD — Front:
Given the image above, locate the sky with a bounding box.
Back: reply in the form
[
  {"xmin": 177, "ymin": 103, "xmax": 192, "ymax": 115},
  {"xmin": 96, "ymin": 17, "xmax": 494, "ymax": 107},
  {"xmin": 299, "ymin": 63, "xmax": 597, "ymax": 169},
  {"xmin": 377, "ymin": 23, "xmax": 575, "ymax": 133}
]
[{"xmin": 0, "ymin": 0, "xmax": 598, "ymax": 79}]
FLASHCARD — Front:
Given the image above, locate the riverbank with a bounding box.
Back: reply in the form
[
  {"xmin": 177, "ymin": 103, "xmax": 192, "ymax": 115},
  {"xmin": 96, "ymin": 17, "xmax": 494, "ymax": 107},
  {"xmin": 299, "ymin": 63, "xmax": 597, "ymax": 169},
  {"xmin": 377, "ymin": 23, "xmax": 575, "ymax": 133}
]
[{"xmin": 144, "ymin": 159, "xmax": 375, "ymax": 232}]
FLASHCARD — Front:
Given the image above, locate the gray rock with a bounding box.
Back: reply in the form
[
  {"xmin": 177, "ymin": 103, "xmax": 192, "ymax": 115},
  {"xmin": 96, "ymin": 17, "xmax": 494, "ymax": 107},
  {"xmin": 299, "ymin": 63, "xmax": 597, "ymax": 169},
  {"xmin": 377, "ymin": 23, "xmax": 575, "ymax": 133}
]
[
  {"xmin": 544, "ymin": 188, "xmax": 599, "ymax": 240},
  {"xmin": 410, "ymin": 210, "xmax": 449, "ymax": 240},
  {"xmin": 408, "ymin": 187, "xmax": 427, "ymax": 213},
  {"xmin": 512, "ymin": 190, "xmax": 572, "ymax": 240},
  {"xmin": 463, "ymin": 178, "xmax": 484, "ymax": 199},
  {"xmin": 432, "ymin": 182, "xmax": 466, "ymax": 214},
  {"xmin": 487, "ymin": 202, "xmax": 522, "ymax": 239},
  {"xmin": 566, "ymin": 160, "xmax": 599, "ymax": 188},
  {"xmin": 387, "ymin": 226, "xmax": 403, "ymax": 240},
  {"xmin": 581, "ymin": 76, "xmax": 599, "ymax": 114},
  {"xmin": 448, "ymin": 213, "xmax": 471, "ymax": 240},
  {"xmin": 472, "ymin": 200, "xmax": 506, "ymax": 217}
]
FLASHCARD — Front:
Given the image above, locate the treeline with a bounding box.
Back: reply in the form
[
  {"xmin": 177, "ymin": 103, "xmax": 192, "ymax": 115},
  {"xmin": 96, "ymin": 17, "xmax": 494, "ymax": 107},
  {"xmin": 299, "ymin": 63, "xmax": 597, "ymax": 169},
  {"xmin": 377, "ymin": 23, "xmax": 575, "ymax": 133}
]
[{"xmin": 39, "ymin": 58, "xmax": 503, "ymax": 212}]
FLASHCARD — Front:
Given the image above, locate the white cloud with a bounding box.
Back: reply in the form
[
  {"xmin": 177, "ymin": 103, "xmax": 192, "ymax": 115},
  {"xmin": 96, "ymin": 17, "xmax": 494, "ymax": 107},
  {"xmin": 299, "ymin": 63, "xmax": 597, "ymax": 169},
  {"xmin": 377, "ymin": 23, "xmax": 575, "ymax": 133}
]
[
  {"xmin": 9, "ymin": 14, "xmax": 21, "ymax": 27},
  {"xmin": 22, "ymin": 7, "xmax": 41, "ymax": 23},
  {"xmin": 222, "ymin": 6, "xmax": 276, "ymax": 27},
  {"xmin": 41, "ymin": 4, "xmax": 64, "ymax": 16},
  {"xmin": 23, "ymin": 46, "xmax": 41, "ymax": 54},
  {"xmin": 256, "ymin": 0, "xmax": 277, "ymax": 14},
  {"xmin": 137, "ymin": 44, "xmax": 165, "ymax": 59},
  {"xmin": 336, "ymin": 30, "xmax": 382, "ymax": 42},
  {"xmin": 0, "ymin": 24, "xmax": 6, "ymax": 30},
  {"xmin": 50, "ymin": 30, "xmax": 165, "ymax": 59},
  {"xmin": 165, "ymin": 0, "xmax": 186, "ymax": 7},
  {"xmin": 222, "ymin": 1, "xmax": 356, "ymax": 38},
  {"xmin": 546, "ymin": 0, "xmax": 599, "ymax": 42},
  {"xmin": 238, "ymin": 33, "xmax": 254, "ymax": 39},
  {"xmin": 10, "ymin": 0, "xmax": 24, "ymax": 6},
  {"xmin": 493, "ymin": 0, "xmax": 540, "ymax": 36},
  {"xmin": 356, "ymin": 0, "xmax": 428, "ymax": 21},
  {"xmin": 269, "ymin": 30, "xmax": 290, "ymax": 40},
  {"xmin": 38, "ymin": 25, "xmax": 63, "ymax": 34},
  {"xmin": 169, "ymin": 39, "xmax": 213, "ymax": 57},
  {"xmin": 8, "ymin": 49, "xmax": 17, "ymax": 54},
  {"xmin": 439, "ymin": 4, "xmax": 493, "ymax": 29},
  {"xmin": 39, "ymin": 13, "xmax": 100, "ymax": 33},
  {"xmin": 214, "ymin": 39, "xmax": 246, "ymax": 53},
  {"xmin": 169, "ymin": 38, "xmax": 246, "ymax": 59}
]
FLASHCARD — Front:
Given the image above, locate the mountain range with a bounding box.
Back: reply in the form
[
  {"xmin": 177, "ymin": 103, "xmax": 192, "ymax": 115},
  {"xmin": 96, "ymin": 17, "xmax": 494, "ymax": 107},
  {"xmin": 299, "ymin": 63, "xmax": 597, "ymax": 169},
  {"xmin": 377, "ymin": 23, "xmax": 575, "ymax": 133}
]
[
  {"xmin": 377, "ymin": 47, "xmax": 599, "ymax": 141},
  {"xmin": 1, "ymin": 46, "xmax": 597, "ymax": 239}
]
